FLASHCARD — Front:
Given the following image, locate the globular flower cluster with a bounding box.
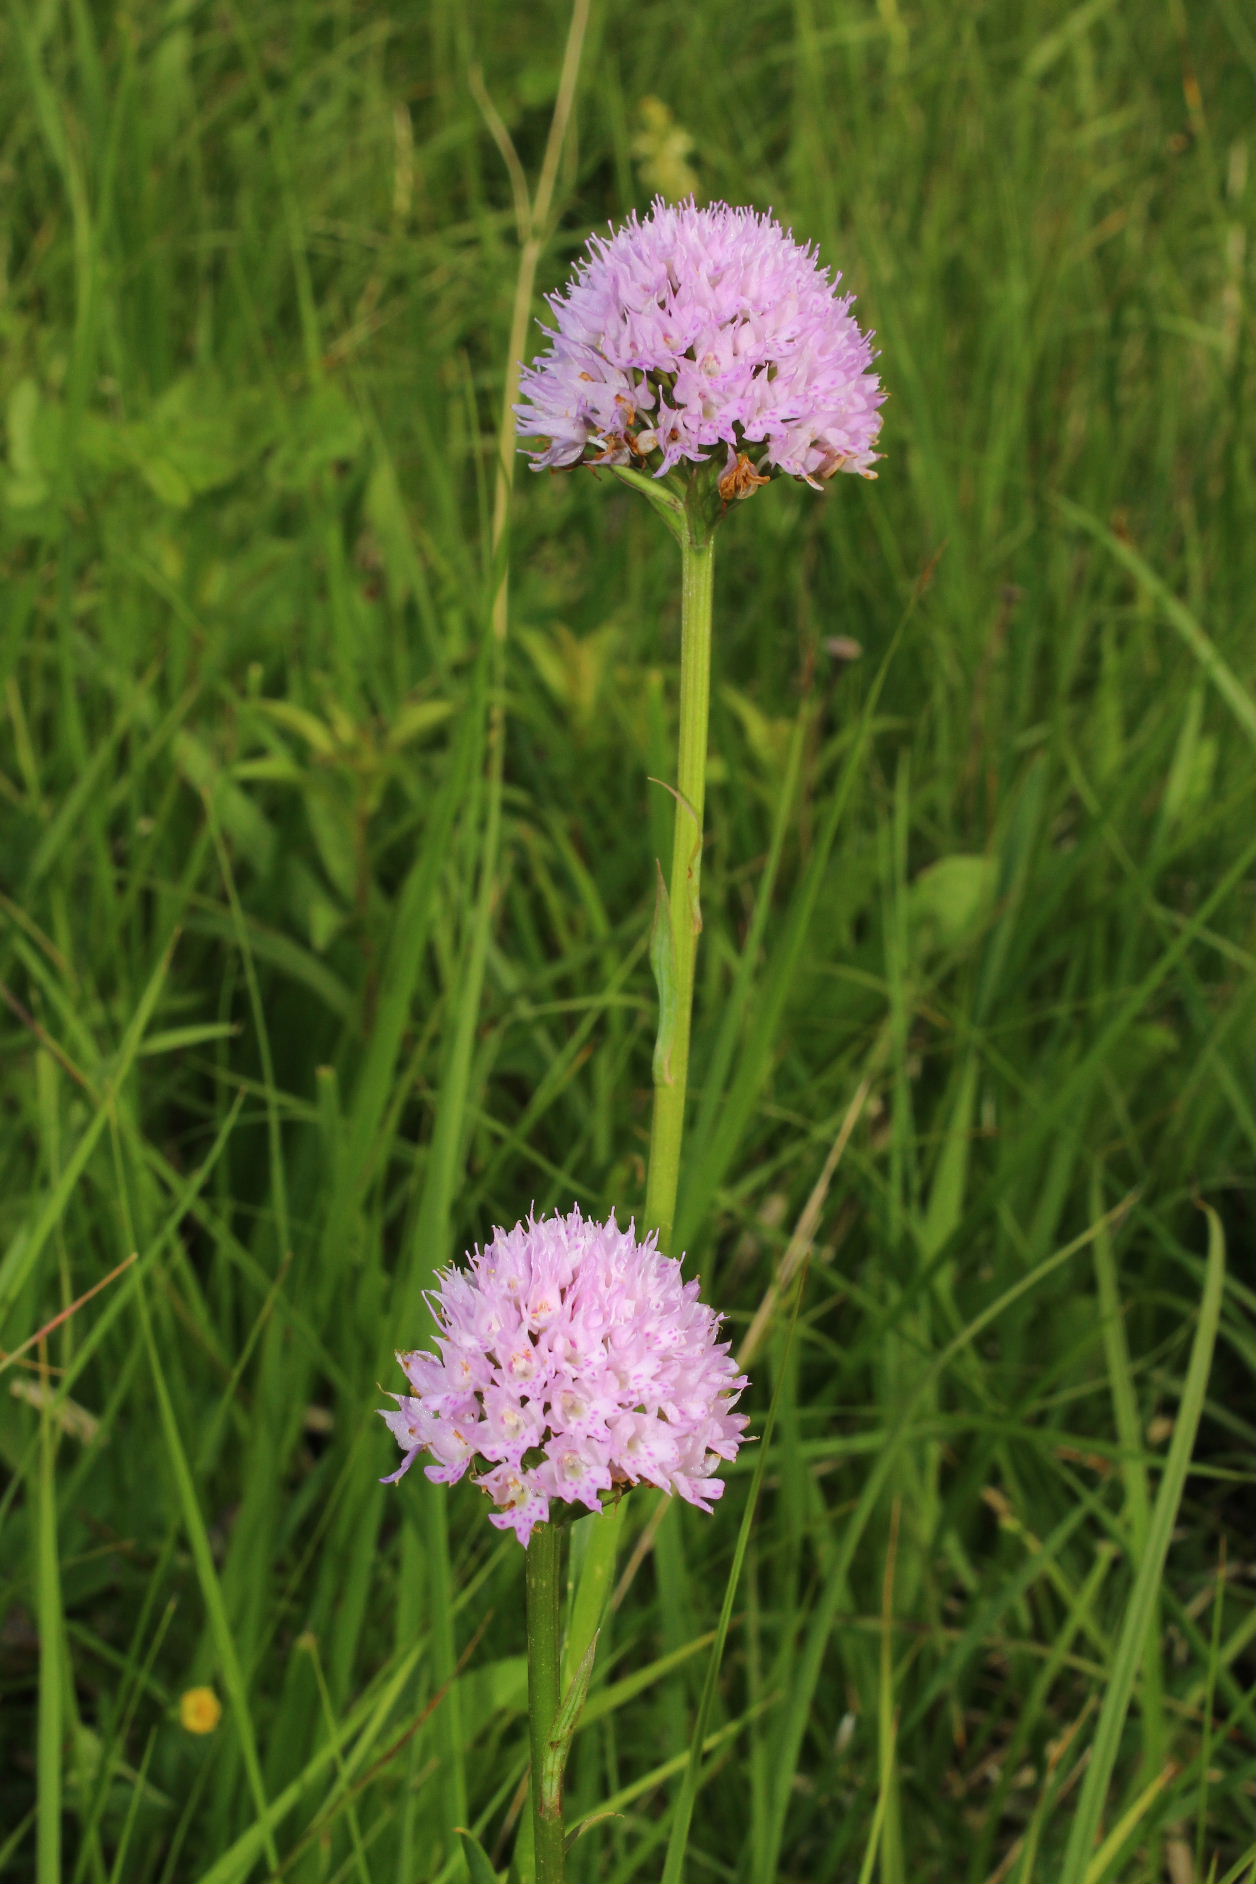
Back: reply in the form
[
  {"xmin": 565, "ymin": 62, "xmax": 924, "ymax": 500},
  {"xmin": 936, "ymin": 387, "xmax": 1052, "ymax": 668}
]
[
  {"xmin": 381, "ymin": 1208, "xmax": 749, "ymax": 1546},
  {"xmin": 516, "ymin": 197, "xmax": 884, "ymax": 496}
]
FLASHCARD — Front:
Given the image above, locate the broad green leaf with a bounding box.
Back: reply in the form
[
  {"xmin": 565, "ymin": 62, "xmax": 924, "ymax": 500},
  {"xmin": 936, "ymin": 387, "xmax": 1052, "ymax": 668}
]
[{"xmin": 908, "ymin": 853, "xmax": 997, "ymax": 956}]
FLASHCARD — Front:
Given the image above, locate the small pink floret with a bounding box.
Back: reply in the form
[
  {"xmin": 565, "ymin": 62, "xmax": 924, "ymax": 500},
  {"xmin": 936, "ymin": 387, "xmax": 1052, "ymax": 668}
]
[{"xmin": 379, "ymin": 1208, "xmax": 749, "ymax": 1543}]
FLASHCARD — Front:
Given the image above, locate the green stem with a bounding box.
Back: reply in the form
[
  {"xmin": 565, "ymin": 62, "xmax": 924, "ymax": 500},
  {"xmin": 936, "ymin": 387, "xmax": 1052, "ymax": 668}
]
[
  {"xmin": 644, "ymin": 504, "xmax": 717, "ymax": 1256},
  {"xmin": 526, "ymin": 1523, "xmax": 567, "ymax": 1884}
]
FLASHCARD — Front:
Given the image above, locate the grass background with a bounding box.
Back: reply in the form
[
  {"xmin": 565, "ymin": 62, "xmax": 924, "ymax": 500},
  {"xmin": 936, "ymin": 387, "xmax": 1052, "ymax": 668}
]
[{"xmin": 1, "ymin": 0, "xmax": 1253, "ymax": 1880}]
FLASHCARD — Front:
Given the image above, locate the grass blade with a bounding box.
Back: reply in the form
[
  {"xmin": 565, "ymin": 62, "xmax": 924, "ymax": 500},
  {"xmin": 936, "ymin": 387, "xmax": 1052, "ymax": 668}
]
[{"xmin": 1059, "ymin": 1206, "xmax": 1226, "ymax": 1879}]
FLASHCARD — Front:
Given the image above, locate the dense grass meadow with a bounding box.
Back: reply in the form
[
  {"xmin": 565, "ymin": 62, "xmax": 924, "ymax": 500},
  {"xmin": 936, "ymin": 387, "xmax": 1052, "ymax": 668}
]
[{"xmin": 2, "ymin": 0, "xmax": 1254, "ymax": 1879}]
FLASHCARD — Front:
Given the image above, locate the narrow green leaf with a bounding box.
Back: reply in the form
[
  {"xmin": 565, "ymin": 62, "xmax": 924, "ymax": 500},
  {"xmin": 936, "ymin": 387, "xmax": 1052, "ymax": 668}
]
[
  {"xmin": 456, "ymin": 1828, "xmax": 503, "ymax": 1884},
  {"xmin": 661, "ymin": 1263, "xmax": 797, "ymax": 1884},
  {"xmin": 0, "ymin": 933, "xmax": 177, "ymax": 1337},
  {"xmin": 650, "ymin": 859, "xmax": 679, "ymax": 1086},
  {"xmin": 36, "ymin": 1401, "xmax": 64, "ymax": 1884},
  {"xmin": 607, "ymin": 462, "xmax": 687, "ymax": 536},
  {"xmin": 1055, "ymin": 495, "xmax": 1256, "ymax": 743},
  {"xmin": 191, "ymin": 1647, "xmax": 422, "ymax": 1884},
  {"xmin": 137, "ymin": 1292, "xmax": 279, "ymax": 1873},
  {"xmin": 541, "ymin": 1627, "xmax": 599, "ymax": 1808},
  {"xmin": 1059, "ymin": 1207, "xmax": 1226, "ymax": 1877}
]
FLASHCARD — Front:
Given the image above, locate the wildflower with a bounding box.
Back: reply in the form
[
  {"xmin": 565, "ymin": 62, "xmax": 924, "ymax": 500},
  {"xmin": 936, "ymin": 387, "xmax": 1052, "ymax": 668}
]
[
  {"xmin": 179, "ymin": 1687, "xmax": 222, "ymax": 1734},
  {"xmin": 380, "ymin": 1208, "xmax": 749, "ymax": 1546},
  {"xmin": 516, "ymin": 197, "xmax": 884, "ymax": 491}
]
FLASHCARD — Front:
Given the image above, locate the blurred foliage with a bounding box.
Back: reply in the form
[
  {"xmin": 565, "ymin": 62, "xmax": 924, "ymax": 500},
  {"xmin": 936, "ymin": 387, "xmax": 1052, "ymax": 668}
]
[{"xmin": 0, "ymin": 1, "xmax": 1252, "ymax": 1880}]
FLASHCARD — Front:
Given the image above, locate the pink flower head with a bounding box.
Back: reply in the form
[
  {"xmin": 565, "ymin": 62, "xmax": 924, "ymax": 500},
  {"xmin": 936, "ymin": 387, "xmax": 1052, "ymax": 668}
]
[
  {"xmin": 516, "ymin": 197, "xmax": 884, "ymax": 493},
  {"xmin": 380, "ymin": 1208, "xmax": 749, "ymax": 1546}
]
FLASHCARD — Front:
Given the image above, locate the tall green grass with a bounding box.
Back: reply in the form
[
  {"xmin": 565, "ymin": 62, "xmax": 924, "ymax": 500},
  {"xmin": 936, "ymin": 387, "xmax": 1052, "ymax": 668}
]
[{"xmin": 1, "ymin": 1, "xmax": 1252, "ymax": 1880}]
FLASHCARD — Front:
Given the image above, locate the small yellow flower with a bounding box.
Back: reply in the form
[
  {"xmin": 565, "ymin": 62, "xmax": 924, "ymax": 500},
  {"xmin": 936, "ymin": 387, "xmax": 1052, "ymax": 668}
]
[{"xmin": 179, "ymin": 1687, "xmax": 222, "ymax": 1735}]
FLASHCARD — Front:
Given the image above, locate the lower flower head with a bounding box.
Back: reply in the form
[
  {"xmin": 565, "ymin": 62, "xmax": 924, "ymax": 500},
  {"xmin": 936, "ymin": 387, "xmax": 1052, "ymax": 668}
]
[
  {"xmin": 380, "ymin": 1208, "xmax": 749, "ymax": 1545},
  {"xmin": 516, "ymin": 197, "xmax": 885, "ymax": 492}
]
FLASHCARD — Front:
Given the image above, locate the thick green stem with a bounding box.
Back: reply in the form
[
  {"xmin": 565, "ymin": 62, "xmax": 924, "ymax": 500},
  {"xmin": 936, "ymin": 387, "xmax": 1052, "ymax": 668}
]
[
  {"xmin": 644, "ymin": 511, "xmax": 716, "ymax": 1255},
  {"xmin": 526, "ymin": 1523, "xmax": 567, "ymax": 1884}
]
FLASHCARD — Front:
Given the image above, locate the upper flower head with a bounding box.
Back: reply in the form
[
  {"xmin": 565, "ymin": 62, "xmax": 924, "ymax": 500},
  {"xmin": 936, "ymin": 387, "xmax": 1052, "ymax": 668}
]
[
  {"xmin": 516, "ymin": 197, "xmax": 884, "ymax": 494},
  {"xmin": 380, "ymin": 1207, "xmax": 749, "ymax": 1546}
]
